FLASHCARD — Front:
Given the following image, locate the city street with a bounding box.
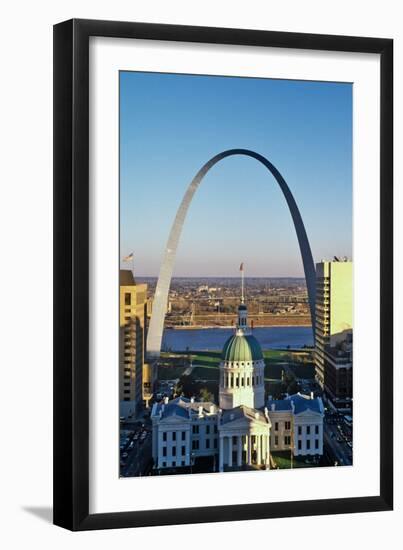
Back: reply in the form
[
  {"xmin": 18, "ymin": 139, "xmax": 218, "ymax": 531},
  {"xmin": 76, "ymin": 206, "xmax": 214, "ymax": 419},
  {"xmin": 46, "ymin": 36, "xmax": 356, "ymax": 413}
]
[
  {"xmin": 323, "ymin": 415, "xmax": 353, "ymax": 466},
  {"xmin": 120, "ymin": 420, "xmax": 153, "ymax": 478}
]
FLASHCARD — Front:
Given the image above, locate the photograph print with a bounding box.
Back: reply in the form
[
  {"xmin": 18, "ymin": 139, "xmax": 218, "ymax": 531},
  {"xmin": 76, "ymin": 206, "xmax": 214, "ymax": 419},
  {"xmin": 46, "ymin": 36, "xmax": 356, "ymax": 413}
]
[{"xmin": 119, "ymin": 71, "xmax": 353, "ymax": 478}]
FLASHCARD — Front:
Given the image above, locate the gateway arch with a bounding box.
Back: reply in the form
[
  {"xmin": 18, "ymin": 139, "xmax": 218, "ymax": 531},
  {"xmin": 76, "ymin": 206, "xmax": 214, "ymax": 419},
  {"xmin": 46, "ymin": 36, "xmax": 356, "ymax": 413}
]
[{"xmin": 146, "ymin": 149, "xmax": 315, "ymax": 359}]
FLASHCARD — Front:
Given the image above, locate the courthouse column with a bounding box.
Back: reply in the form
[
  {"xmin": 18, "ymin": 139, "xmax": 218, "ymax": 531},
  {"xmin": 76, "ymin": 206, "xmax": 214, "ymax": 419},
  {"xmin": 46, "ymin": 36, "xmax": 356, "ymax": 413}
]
[
  {"xmin": 237, "ymin": 436, "xmax": 242, "ymax": 467},
  {"xmin": 265, "ymin": 435, "xmax": 270, "ymax": 466},
  {"xmin": 219, "ymin": 435, "xmax": 224, "ymax": 472},
  {"xmin": 228, "ymin": 436, "xmax": 233, "ymax": 467},
  {"xmin": 247, "ymin": 435, "xmax": 252, "ymax": 465},
  {"xmin": 257, "ymin": 434, "xmax": 262, "ymax": 465}
]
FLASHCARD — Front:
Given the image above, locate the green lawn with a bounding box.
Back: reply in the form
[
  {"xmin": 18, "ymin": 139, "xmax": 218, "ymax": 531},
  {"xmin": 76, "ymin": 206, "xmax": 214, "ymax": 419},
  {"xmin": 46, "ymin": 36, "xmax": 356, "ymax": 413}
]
[
  {"xmin": 158, "ymin": 349, "xmax": 314, "ymax": 386},
  {"xmin": 158, "ymin": 351, "xmax": 221, "ymax": 382},
  {"xmin": 271, "ymin": 451, "xmax": 321, "ymax": 469},
  {"xmin": 191, "ymin": 352, "xmax": 221, "ymax": 381},
  {"xmin": 263, "ymin": 350, "xmax": 288, "ymax": 362}
]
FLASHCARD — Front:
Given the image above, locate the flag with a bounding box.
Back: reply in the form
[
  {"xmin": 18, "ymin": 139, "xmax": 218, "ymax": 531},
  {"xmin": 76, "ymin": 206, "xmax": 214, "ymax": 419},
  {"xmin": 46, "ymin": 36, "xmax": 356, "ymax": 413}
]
[
  {"xmin": 240, "ymin": 262, "xmax": 244, "ymax": 271},
  {"xmin": 123, "ymin": 253, "xmax": 134, "ymax": 262}
]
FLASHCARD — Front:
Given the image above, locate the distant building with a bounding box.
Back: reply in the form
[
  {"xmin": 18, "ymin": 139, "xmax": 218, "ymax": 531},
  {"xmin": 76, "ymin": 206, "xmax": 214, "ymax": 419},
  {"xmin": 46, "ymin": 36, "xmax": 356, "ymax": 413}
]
[
  {"xmin": 314, "ymin": 259, "xmax": 353, "ymax": 411},
  {"xmin": 315, "ymin": 260, "xmax": 352, "ymax": 384},
  {"xmin": 119, "ymin": 270, "xmax": 148, "ymax": 418},
  {"xmin": 267, "ymin": 393, "xmax": 324, "ymax": 456},
  {"xmin": 322, "ymin": 334, "xmax": 353, "ymax": 412},
  {"xmin": 142, "ymin": 361, "xmax": 157, "ymax": 408}
]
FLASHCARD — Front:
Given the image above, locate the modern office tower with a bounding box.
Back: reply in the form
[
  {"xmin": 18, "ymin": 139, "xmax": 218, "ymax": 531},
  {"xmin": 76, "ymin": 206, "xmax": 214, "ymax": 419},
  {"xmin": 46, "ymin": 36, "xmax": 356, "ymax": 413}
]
[
  {"xmin": 315, "ymin": 259, "xmax": 353, "ymax": 411},
  {"xmin": 119, "ymin": 270, "xmax": 148, "ymax": 419}
]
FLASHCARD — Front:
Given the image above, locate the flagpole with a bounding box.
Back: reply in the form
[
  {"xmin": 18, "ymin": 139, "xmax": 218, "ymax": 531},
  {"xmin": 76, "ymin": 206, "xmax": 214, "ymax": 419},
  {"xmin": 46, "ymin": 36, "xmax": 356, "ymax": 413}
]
[{"xmin": 241, "ymin": 263, "xmax": 245, "ymax": 304}]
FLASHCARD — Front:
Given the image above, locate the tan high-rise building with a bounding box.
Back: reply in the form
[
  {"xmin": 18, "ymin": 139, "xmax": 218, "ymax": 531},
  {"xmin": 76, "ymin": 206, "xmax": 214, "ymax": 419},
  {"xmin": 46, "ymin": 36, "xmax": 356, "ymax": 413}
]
[
  {"xmin": 315, "ymin": 260, "xmax": 353, "ymax": 409},
  {"xmin": 119, "ymin": 270, "xmax": 148, "ymax": 419}
]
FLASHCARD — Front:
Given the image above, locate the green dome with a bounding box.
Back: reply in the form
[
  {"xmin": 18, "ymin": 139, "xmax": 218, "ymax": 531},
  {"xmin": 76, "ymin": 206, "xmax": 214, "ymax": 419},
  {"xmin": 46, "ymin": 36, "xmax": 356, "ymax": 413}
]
[{"xmin": 221, "ymin": 333, "xmax": 263, "ymax": 362}]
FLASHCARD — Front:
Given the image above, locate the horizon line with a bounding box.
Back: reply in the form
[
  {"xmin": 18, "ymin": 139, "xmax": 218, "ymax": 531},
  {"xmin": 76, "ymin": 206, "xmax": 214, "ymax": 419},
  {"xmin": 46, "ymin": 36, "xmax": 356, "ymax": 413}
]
[{"xmin": 132, "ymin": 274, "xmax": 308, "ymax": 279}]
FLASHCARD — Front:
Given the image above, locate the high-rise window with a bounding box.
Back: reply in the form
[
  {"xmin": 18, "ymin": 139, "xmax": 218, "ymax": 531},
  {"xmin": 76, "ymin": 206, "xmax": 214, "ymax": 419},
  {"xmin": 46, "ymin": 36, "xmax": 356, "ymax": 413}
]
[
  {"xmin": 285, "ymin": 421, "xmax": 291, "ymax": 430},
  {"xmin": 306, "ymin": 425, "xmax": 311, "ymax": 435},
  {"xmin": 125, "ymin": 293, "xmax": 131, "ymax": 305},
  {"xmin": 315, "ymin": 425, "xmax": 319, "ymax": 435},
  {"xmin": 298, "ymin": 426, "xmax": 302, "ymax": 435}
]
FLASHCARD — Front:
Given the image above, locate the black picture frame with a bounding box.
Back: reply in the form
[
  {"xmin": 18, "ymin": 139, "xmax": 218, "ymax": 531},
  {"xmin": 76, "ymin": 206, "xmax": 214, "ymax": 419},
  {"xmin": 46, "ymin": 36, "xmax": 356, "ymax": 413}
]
[{"xmin": 53, "ymin": 18, "xmax": 393, "ymax": 531}]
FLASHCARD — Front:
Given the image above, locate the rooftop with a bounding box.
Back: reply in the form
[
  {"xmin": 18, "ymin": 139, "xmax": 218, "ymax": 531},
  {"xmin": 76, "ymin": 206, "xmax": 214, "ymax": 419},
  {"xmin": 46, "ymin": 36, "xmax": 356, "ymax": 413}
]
[
  {"xmin": 120, "ymin": 269, "xmax": 135, "ymax": 286},
  {"xmin": 152, "ymin": 396, "xmax": 218, "ymax": 420},
  {"xmin": 221, "ymin": 405, "xmax": 270, "ymax": 426},
  {"xmin": 267, "ymin": 393, "xmax": 324, "ymax": 415}
]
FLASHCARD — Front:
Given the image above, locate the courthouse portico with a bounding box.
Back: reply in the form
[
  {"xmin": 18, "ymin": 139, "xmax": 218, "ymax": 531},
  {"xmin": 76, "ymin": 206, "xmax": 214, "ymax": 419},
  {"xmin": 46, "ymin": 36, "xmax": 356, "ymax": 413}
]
[{"xmin": 218, "ymin": 406, "xmax": 271, "ymax": 471}]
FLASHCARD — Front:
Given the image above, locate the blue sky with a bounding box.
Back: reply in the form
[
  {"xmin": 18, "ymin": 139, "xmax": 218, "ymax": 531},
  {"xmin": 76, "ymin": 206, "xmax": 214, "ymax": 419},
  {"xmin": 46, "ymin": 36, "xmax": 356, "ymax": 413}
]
[{"xmin": 120, "ymin": 71, "xmax": 352, "ymax": 277}]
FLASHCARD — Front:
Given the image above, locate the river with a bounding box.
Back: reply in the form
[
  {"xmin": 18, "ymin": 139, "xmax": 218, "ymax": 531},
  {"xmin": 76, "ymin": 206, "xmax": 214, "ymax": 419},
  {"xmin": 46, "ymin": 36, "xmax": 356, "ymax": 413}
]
[{"xmin": 161, "ymin": 326, "xmax": 313, "ymax": 352}]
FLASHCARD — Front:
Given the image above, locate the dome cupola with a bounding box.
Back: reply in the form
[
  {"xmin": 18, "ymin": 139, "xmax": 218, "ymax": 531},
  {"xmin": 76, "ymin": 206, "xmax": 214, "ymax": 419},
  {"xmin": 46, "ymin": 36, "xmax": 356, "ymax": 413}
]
[
  {"xmin": 218, "ymin": 263, "xmax": 265, "ymax": 410},
  {"xmin": 221, "ymin": 332, "xmax": 263, "ymax": 362}
]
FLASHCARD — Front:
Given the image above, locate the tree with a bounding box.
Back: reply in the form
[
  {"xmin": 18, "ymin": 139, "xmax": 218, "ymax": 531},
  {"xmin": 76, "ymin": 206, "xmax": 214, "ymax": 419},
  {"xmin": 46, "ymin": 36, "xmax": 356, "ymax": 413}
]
[
  {"xmin": 199, "ymin": 387, "xmax": 214, "ymax": 402},
  {"xmin": 173, "ymin": 381, "xmax": 183, "ymax": 397}
]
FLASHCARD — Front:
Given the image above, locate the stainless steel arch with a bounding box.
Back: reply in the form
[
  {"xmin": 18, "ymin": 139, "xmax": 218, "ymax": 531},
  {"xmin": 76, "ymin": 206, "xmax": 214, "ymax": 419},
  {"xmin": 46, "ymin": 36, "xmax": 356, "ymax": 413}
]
[{"xmin": 146, "ymin": 149, "xmax": 315, "ymax": 359}]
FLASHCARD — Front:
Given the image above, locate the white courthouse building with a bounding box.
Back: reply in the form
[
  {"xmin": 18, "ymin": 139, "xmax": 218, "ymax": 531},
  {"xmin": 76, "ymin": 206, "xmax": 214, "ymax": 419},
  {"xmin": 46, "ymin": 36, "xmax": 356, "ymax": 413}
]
[
  {"xmin": 151, "ymin": 298, "xmax": 324, "ymax": 472},
  {"xmin": 267, "ymin": 393, "xmax": 324, "ymax": 456}
]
